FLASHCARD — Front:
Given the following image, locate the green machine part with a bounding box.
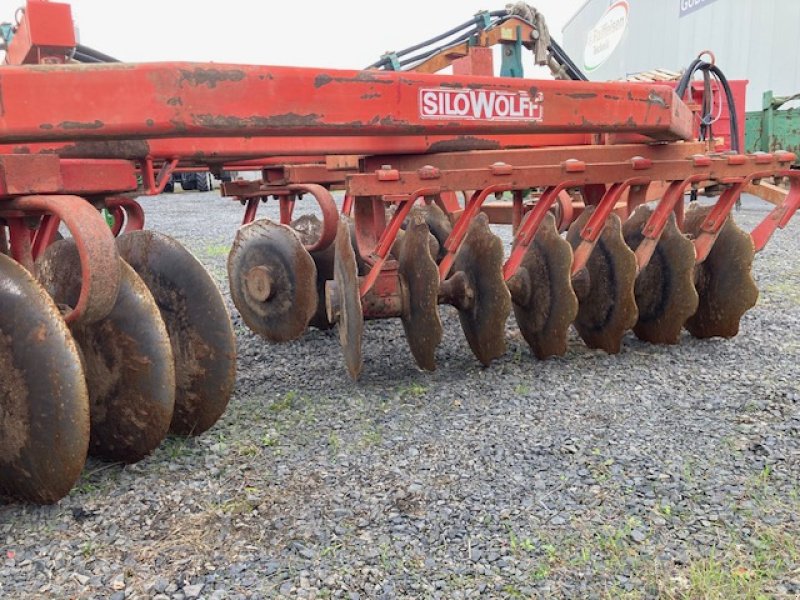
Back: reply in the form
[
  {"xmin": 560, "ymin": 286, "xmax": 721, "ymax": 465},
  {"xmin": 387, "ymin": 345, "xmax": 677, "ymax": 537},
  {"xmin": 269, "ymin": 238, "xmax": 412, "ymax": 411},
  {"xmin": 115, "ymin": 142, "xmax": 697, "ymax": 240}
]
[{"xmin": 745, "ymin": 90, "xmax": 800, "ymax": 162}]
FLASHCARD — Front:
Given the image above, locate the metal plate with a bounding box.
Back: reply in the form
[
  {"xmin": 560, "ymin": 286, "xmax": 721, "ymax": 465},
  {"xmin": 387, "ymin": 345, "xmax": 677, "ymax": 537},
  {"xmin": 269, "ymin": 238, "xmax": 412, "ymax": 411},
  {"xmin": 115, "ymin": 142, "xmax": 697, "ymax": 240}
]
[
  {"xmin": 508, "ymin": 212, "xmax": 578, "ymax": 359},
  {"xmin": 228, "ymin": 219, "xmax": 318, "ymax": 342},
  {"xmin": 37, "ymin": 240, "xmax": 175, "ymax": 463},
  {"xmin": 398, "ymin": 213, "xmax": 443, "ymax": 371},
  {"xmin": 683, "ymin": 204, "xmax": 758, "ymax": 338},
  {"xmin": 0, "ymin": 252, "xmax": 89, "ymax": 504},
  {"xmin": 449, "ymin": 212, "xmax": 511, "ymax": 366},
  {"xmin": 623, "ymin": 205, "xmax": 699, "ymax": 344},
  {"xmin": 327, "ymin": 218, "xmax": 364, "ymax": 380},
  {"xmin": 567, "ymin": 208, "xmax": 638, "ymax": 354},
  {"xmin": 117, "ymin": 230, "xmax": 236, "ymax": 436}
]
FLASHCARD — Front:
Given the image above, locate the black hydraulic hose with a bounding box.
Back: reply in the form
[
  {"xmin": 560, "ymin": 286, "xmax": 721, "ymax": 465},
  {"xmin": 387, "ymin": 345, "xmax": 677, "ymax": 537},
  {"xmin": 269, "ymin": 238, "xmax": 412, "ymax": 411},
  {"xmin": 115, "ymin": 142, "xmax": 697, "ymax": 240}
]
[
  {"xmin": 75, "ymin": 43, "xmax": 119, "ymax": 63},
  {"xmin": 398, "ymin": 26, "xmax": 484, "ymax": 68},
  {"xmin": 676, "ymin": 58, "xmax": 740, "ymax": 153},
  {"xmin": 73, "ymin": 51, "xmax": 102, "ymax": 63},
  {"xmin": 548, "ymin": 39, "xmax": 587, "ymax": 81},
  {"xmin": 366, "ymin": 12, "xmax": 505, "ymax": 69}
]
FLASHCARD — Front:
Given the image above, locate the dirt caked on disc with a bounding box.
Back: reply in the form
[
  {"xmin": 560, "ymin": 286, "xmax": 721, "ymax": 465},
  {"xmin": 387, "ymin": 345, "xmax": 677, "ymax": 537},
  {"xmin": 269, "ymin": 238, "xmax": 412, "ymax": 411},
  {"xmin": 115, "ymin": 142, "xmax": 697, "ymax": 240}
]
[
  {"xmin": 623, "ymin": 205, "xmax": 699, "ymax": 344},
  {"xmin": 446, "ymin": 212, "xmax": 511, "ymax": 366},
  {"xmin": 507, "ymin": 212, "xmax": 578, "ymax": 359},
  {"xmin": 291, "ymin": 214, "xmax": 336, "ymax": 330},
  {"xmin": 683, "ymin": 204, "xmax": 758, "ymax": 338},
  {"xmin": 326, "ymin": 218, "xmax": 364, "ymax": 380},
  {"xmin": 228, "ymin": 219, "xmax": 318, "ymax": 342},
  {"xmin": 118, "ymin": 230, "xmax": 236, "ymax": 436},
  {"xmin": 37, "ymin": 240, "xmax": 175, "ymax": 463},
  {"xmin": 567, "ymin": 208, "xmax": 638, "ymax": 354},
  {"xmin": 0, "ymin": 253, "xmax": 89, "ymax": 504},
  {"xmin": 397, "ymin": 212, "xmax": 443, "ymax": 371}
]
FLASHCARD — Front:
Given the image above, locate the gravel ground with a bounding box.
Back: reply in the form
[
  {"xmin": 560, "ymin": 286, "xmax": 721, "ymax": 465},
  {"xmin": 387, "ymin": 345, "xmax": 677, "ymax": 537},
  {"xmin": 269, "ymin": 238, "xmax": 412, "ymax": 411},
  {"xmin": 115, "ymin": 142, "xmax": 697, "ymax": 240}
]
[{"xmin": 1, "ymin": 190, "xmax": 799, "ymax": 599}]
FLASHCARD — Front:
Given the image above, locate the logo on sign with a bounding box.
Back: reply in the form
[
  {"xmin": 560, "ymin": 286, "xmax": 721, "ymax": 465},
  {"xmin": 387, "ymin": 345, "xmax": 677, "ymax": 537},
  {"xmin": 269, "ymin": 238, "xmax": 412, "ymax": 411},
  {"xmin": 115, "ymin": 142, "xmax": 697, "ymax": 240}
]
[
  {"xmin": 419, "ymin": 88, "xmax": 544, "ymax": 121},
  {"xmin": 679, "ymin": 0, "xmax": 719, "ymax": 17},
  {"xmin": 583, "ymin": 0, "xmax": 629, "ymax": 72}
]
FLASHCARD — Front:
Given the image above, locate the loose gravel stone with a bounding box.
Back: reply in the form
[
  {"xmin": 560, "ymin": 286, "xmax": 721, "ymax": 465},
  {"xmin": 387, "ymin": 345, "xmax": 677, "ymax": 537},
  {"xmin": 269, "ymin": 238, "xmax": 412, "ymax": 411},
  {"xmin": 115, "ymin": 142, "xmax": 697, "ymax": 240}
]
[{"xmin": 0, "ymin": 193, "xmax": 798, "ymax": 598}]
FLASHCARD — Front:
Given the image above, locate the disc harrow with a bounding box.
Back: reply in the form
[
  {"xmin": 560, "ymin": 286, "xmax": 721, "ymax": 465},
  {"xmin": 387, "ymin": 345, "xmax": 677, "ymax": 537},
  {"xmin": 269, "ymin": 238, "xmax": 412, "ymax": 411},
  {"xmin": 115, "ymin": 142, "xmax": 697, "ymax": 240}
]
[{"xmin": 2, "ymin": 0, "xmax": 800, "ymax": 503}]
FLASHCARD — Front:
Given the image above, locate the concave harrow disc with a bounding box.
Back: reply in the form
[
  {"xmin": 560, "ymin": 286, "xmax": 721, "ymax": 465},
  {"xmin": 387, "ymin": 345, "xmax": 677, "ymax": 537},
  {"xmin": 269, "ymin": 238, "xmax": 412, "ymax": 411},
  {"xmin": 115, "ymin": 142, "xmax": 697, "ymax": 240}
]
[
  {"xmin": 398, "ymin": 212, "xmax": 443, "ymax": 371},
  {"xmin": 37, "ymin": 240, "xmax": 175, "ymax": 463},
  {"xmin": 292, "ymin": 214, "xmax": 336, "ymax": 330},
  {"xmin": 445, "ymin": 212, "xmax": 511, "ymax": 366},
  {"xmin": 507, "ymin": 212, "xmax": 578, "ymax": 359},
  {"xmin": 622, "ymin": 206, "xmax": 699, "ymax": 344},
  {"xmin": 326, "ymin": 218, "xmax": 364, "ymax": 380},
  {"xmin": 0, "ymin": 253, "xmax": 89, "ymax": 504},
  {"xmin": 228, "ymin": 219, "xmax": 318, "ymax": 342},
  {"xmin": 117, "ymin": 230, "xmax": 236, "ymax": 436},
  {"xmin": 683, "ymin": 204, "xmax": 758, "ymax": 338},
  {"xmin": 566, "ymin": 209, "xmax": 638, "ymax": 354}
]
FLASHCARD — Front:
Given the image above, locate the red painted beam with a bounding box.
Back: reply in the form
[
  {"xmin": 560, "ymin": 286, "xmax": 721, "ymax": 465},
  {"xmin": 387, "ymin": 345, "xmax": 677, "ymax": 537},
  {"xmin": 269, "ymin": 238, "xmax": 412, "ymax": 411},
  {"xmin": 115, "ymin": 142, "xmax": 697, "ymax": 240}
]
[
  {"xmin": 2, "ymin": 134, "xmax": 592, "ymax": 160},
  {"xmin": 0, "ymin": 63, "xmax": 694, "ymax": 143}
]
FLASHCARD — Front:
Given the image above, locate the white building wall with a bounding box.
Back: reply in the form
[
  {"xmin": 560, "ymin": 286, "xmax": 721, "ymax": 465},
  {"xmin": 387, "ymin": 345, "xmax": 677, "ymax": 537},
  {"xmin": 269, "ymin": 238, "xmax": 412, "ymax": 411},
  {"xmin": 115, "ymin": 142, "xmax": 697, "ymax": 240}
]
[{"xmin": 562, "ymin": 0, "xmax": 800, "ymax": 110}]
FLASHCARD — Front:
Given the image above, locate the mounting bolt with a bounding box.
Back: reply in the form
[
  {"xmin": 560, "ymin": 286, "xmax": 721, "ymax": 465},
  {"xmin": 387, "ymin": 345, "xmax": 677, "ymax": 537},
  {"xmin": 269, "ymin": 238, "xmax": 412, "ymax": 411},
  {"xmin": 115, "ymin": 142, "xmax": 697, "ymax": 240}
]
[{"xmin": 245, "ymin": 266, "xmax": 273, "ymax": 302}]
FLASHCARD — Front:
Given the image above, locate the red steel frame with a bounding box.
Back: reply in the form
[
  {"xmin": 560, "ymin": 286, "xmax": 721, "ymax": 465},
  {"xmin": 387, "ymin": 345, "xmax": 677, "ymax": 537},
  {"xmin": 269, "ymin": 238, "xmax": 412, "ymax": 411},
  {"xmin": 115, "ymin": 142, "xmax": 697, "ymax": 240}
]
[{"xmin": 2, "ymin": 0, "xmax": 800, "ymax": 327}]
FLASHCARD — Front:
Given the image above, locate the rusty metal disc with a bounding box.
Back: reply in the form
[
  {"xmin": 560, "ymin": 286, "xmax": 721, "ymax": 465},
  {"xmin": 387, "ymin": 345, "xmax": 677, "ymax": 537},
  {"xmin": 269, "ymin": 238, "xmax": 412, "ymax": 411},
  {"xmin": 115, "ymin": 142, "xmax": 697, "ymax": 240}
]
[
  {"xmin": 228, "ymin": 219, "xmax": 318, "ymax": 342},
  {"xmin": 37, "ymin": 240, "xmax": 175, "ymax": 463},
  {"xmin": 398, "ymin": 213, "xmax": 443, "ymax": 371},
  {"xmin": 446, "ymin": 212, "xmax": 511, "ymax": 366},
  {"xmin": 117, "ymin": 230, "xmax": 236, "ymax": 436},
  {"xmin": 566, "ymin": 209, "xmax": 638, "ymax": 354},
  {"xmin": 292, "ymin": 214, "xmax": 336, "ymax": 330},
  {"xmin": 0, "ymin": 253, "xmax": 89, "ymax": 504},
  {"xmin": 507, "ymin": 212, "xmax": 578, "ymax": 359},
  {"xmin": 622, "ymin": 205, "xmax": 699, "ymax": 344},
  {"xmin": 683, "ymin": 204, "xmax": 758, "ymax": 338},
  {"xmin": 326, "ymin": 218, "xmax": 363, "ymax": 380}
]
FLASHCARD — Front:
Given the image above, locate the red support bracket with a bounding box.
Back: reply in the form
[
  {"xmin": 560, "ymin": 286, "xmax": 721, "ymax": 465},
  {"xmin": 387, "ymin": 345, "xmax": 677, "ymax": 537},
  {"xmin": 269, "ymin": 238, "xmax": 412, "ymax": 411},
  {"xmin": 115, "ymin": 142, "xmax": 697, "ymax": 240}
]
[
  {"xmin": 504, "ymin": 182, "xmax": 576, "ymax": 280},
  {"xmin": 439, "ymin": 183, "xmax": 512, "ymax": 280},
  {"xmin": 750, "ymin": 172, "xmax": 800, "ymax": 252},
  {"xmin": 359, "ymin": 187, "xmax": 440, "ymax": 296},
  {"xmin": 572, "ymin": 178, "xmax": 650, "ymax": 276},
  {"xmin": 142, "ymin": 157, "xmax": 179, "ymax": 195}
]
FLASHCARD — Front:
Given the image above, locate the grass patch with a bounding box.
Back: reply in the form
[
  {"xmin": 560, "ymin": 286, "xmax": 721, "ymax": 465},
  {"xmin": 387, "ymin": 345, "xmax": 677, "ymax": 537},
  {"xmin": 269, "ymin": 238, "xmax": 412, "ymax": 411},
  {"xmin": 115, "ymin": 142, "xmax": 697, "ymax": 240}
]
[{"xmin": 203, "ymin": 243, "xmax": 231, "ymax": 257}]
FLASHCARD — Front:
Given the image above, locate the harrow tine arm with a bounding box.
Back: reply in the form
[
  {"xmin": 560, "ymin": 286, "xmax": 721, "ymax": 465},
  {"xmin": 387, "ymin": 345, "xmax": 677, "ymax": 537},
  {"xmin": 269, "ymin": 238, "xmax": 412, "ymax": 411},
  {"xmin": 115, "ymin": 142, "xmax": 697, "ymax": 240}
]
[
  {"xmin": 1, "ymin": 195, "xmax": 121, "ymax": 326},
  {"xmin": 692, "ymin": 179, "xmax": 749, "ymax": 264},
  {"xmin": 438, "ymin": 183, "xmax": 512, "ymax": 280},
  {"xmin": 30, "ymin": 214, "xmax": 62, "ymax": 259},
  {"xmin": 142, "ymin": 157, "xmax": 179, "ymax": 195},
  {"xmin": 358, "ymin": 187, "xmax": 439, "ymax": 297},
  {"xmin": 503, "ymin": 182, "xmax": 575, "ymax": 280},
  {"xmin": 571, "ymin": 178, "xmax": 649, "ymax": 276},
  {"xmin": 286, "ymin": 184, "xmax": 339, "ymax": 254},
  {"xmin": 105, "ymin": 196, "xmax": 145, "ymax": 233},
  {"xmin": 750, "ymin": 172, "xmax": 800, "ymax": 253},
  {"xmin": 634, "ymin": 175, "xmax": 705, "ymax": 273}
]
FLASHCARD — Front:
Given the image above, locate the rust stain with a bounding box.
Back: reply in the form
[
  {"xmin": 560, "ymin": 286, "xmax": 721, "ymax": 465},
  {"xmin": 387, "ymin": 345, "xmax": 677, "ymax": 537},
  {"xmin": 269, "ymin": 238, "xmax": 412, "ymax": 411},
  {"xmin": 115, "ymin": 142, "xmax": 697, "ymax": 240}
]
[
  {"xmin": 178, "ymin": 68, "xmax": 246, "ymax": 89},
  {"xmin": 427, "ymin": 136, "xmax": 502, "ymax": 153},
  {"xmin": 192, "ymin": 113, "xmax": 323, "ymax": 130},
  {"xmin": 566, "ymin": 92, "xmax": 597, "ymax": 99},
  {"xmin": 39, "ymin": 124, "xmax": 54, "ymax": 130},
  {"xmin": 360, "ymin": 93, "xmax": 381, "ymax": 100},
  {"xmin": 58, "ymin": 120, "xmax": 104, "ymax": 130},
  {"xmin": 54, "ymin": 140, "xmax": 151, "ymax": 159},
  {"xmin": 313, "ymin": 71, "xmax": 392, "ymax": 89},
  {"xmin": 146, "ymin": 119, "xmax": 155, "ymax": 127},
  {"xmin": 166, "ymin": 97, "xmax": 183, "ymax": 106}
]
